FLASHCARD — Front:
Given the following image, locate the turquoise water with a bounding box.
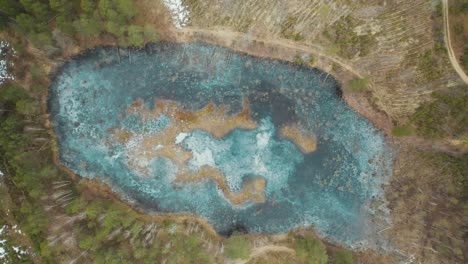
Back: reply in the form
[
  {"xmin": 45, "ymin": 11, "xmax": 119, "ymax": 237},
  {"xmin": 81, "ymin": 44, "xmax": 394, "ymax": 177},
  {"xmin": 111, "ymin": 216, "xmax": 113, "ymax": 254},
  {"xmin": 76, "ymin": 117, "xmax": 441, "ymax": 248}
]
[{"xmin": 49, "ymin": 42, "xmax": 392, "ymax": 246}]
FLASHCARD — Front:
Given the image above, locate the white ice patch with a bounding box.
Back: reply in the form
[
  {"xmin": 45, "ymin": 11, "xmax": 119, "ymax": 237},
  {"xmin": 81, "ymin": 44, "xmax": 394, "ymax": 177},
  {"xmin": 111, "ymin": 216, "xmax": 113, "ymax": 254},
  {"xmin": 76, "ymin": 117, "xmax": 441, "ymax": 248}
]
[
  {"xmin": 0, "ymin": 224, "xmax": 28, "ymax": 261},
  {"xmin": 0, "ymin": 247, "xmax": 5, "ymax": 260},
  {"xmin": 0, "ymin": 226, "xmax": 6, "ymax": 260},
  {"xmin": 0, "ymin": 41, "xmax": 15, "ymax": 85},
  {"xmin": 175, "ymin": 133, "xmax": 188, "ymax": 144},
  {"xmin": 11, "ymin": 225, "xmax": 22, "ymax": 235},
  {"xmin": 154, "ymin": 144, "xmax": 164, "ymax": 151},
  {"xmin": 253, "ymin": 155, "xmax": 267, "ymax": 173},
  {"xmin": 163, "ymin": 0, "xmax": 190, "ymax": 28},
  {"xmin": 256, "ymin": 118, "xmax": 273, "ymax": 149},
  {"xmin": 12, "ymin": 246, "xmax": 26, "ymax": 255},
  {"xmin": 134, "ymin": 157, "xmax": 151, "ymax": 169},
  {"xmin": 256, "ymin": 131, "xmax": 270, "ymax": 148},
  {"xmin": 191, "ymin": 148, "xmax": 215, "ymax": 168}
]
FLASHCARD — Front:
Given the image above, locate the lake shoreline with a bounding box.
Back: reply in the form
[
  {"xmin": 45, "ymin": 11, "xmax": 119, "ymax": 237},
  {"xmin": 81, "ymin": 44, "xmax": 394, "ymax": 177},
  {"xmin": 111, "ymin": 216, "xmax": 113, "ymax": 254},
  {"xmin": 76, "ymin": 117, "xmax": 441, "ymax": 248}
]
[
  {"xmin": 46, "ymin": 29, "xmax": 394, "ymax": 137},
  {"xmin": 46, "ymin": 41, "xmax": 393, "ymax": 250}
]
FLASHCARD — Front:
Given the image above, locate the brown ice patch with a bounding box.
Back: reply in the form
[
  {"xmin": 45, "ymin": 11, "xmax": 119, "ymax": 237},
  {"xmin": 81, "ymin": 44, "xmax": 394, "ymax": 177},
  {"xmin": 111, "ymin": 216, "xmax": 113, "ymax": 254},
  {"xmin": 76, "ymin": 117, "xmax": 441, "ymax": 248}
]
[
  {"xmin": 177, "ymin": 166, "xmax": 266, "ymax": 205},
  {"xmin": 279, "ymin": 125, "xmax": 317, "ymax": 153},
  {"xmin": 114, "ymin": 99, "xmax": 265, "ymax": 204},
  {"xmin": 122, "ymin": 98, "xmax": 257, "ymax": 170},
  {"xmin": 127, "ymin": 98, "xmax": 257, "ymax": 138}
]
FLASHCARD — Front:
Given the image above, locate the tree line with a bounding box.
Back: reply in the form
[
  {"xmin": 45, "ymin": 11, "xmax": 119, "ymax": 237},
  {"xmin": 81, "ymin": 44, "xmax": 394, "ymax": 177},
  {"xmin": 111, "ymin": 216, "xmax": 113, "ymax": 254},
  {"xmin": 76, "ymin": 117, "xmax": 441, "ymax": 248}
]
[{"xmin": 0, "ymin": 0, "xmax": 158, "ymax": 49}]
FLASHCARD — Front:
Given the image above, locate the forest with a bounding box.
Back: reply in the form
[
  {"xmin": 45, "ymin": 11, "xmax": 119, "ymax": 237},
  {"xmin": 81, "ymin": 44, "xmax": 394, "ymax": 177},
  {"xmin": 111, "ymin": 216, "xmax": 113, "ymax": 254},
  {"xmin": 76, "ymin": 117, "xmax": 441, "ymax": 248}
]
[{"xmin": 0, "ymin": 0, "xmax": 467, "ymax": 263}]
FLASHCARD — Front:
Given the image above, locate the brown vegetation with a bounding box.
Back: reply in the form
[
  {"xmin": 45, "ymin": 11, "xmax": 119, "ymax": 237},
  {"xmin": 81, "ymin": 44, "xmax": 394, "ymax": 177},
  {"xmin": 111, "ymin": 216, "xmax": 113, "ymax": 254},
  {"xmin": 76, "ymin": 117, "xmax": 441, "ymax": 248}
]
[
  {"xmin": 385, "ymin": 146, "xmax": 467, "ymax": 263},
  {"xmin": 279, "ymin": 125, "xmax": 317, "ymax": 153},
  {"xmin": 448, "ymin": 0, "xmax": 468, "ymax": 74}
]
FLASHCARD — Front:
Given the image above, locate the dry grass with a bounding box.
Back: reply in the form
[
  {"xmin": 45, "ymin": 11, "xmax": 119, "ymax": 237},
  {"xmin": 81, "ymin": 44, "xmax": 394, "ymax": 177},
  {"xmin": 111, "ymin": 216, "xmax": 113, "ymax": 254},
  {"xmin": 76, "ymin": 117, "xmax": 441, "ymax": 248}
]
[
  {"xmin": 177, "ymin": 0, "xmax": 463, "ymax": 120},
  {"xmin": 384, "ymin": 146, "xmax": 466, "ymax": 263}
]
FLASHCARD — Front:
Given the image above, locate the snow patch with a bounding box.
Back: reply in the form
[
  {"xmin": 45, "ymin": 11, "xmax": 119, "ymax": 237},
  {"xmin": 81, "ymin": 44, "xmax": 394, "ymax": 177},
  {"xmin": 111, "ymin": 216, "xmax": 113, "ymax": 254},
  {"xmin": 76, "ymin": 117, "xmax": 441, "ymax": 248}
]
[
  {"xmin": 256, "ymin": 131, "xmax": 270, "ymax": 148},
  {"xmin": 0, "ymin": 247, "xmax": 5, "ymax": 260},
  {"xmin": 253, "ymin": 155, "xmax": 267, "ymax": 173},
  {"xmin": 12, "ymin": 246, "xmax": 26, "ymax": 255},
  {"xmin": 162, "ymin": 0, "xmax": 190, "ymax": 28},
  {"xmin": 191, "ymin": 148, "xmax": 215, "ymax": 168},
  {"xmin": 0, "ymin": 226, "xmax": 6, "ymax": 260},
  {"xmin": 256, "ymin": 119, "xmax": 273, "ymax": 149},
  {"xmin": 175, "ymin": 132, "xmax": 189, "ymax": 144},
  {"xmin": 0, "ymin": 41, "xmax": 15, "ymax": 85},
  {"xmin": 11, "ymin": 225, "xmax": 22, "ymax": 235},
  {"xmin": 154, "ymin": 144, "xmax": 164, "ymax": 150}
]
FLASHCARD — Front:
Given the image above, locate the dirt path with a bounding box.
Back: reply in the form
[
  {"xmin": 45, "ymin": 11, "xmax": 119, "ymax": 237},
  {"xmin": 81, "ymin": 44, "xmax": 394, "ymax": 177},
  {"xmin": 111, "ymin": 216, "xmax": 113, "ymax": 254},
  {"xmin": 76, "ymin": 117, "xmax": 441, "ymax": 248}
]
[
  {"xmin": 175, "ymin": 27, "xmax": 365, "ymax": 79},
  {"xmin": 442, "ymin": 0, "xmax": 468, "ymax": 84},
  {"xmin": 165, "ymin": 26, "xmax": 395, "ymax": 131},
  {"xmin": 232, "ymin": 245, "xmax": 296, "ymax": 264},
  {"xmin": 398, "ymin": 136, "xmax": 468, "ymax": 155}
]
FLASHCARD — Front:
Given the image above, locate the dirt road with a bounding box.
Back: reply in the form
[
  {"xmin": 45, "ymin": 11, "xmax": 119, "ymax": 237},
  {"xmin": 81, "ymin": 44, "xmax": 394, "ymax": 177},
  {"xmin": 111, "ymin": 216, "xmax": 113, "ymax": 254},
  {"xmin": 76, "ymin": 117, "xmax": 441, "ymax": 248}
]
[
  {"xmin": 442, "ymin": 0, "xmax": 468, "ymax": 84},
  {"xmin": 176, "ymin": 27, "xmax": 365, "ymax": 79},
  {"xmin": 232, "ymin": 245, "xmax": 296, "ymax": 264}
]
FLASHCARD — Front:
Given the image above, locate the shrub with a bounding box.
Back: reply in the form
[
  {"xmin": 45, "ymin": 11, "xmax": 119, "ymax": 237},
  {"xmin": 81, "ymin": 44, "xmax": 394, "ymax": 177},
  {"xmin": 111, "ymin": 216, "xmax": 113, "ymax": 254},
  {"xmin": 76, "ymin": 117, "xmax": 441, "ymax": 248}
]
[
  {"xmin": 280, "ymin": 16, "xmax": 304, "ymax": 41},
  {"xmin": 73, "ymin": 16, "xmax": 101, "ymax": 37},
  {"xmin": 224, "ymin": 235, "xmax": 251, "ymax": 260},
  {"xmin": 29, "ymin": 64, "xmax": 44, "ymax": 80},
  {"xmin": 15, "ymin": 13, "xmax": 36, "ymax": 33},
  {"xmin": 346, "ymin": 78, "xmax": 368, "ymax": 92},
  {"xmin": 332, "ymin": 249, "xmax": 356, "ymax": 264},
  {"xmin": 294, "ymin": 55, "xmax": 305, "ymax": 65},
  {"xmin": 392, "ymin": 125, "xmax": 414, "ymax": 137},
  {"xmin": 127, "ymin": 25, "xmax": 144, "ymax": 47},
  {"xmin": 308, "ymin": 55, "xmax": 316, "ymax": 65},
  {"xmin": 144, "ymin": 24, "xmax": 159, "ymax": 42},
  {"xmin": 294, "ymin": 235, "xmax": 328, "ymax": 264},
  {"xmin": 56, "ymin": 15, "xmax": 76, "ymax": 36},
  {"xmin": 105, "ymin": 21, "xmax": 125, "ymax": 38},
  {"xmin": 65, "ymin": 198, "xmax": 87, "ymax": 215},
  {"xmin": 0, "ymin": 83, "xmax": 29, "ymax": 102},
  {"xmin": 411, "ymin": 86, "xmax": 468, "ymax": 138},
  {"xmin": 115, "ymin": 0, "xmax": 137, "ymax": 20},
  {"xmin": 15, "ymin": 99, "xmax": 37, "ymax": 115},
  {"xmin": 80, "ymin": 0, "xmax": 95, "ymax": 15},
  {"xmin": 461, "ymin": 48, "xmax": 468, "ymax": 71},
  {"xmin": 324, "ymin": 16, "xmax": 376, "ymax": 58},
  {"xmin": 416, "ymin": 50, "xmax": 443, "ymax": 82}
]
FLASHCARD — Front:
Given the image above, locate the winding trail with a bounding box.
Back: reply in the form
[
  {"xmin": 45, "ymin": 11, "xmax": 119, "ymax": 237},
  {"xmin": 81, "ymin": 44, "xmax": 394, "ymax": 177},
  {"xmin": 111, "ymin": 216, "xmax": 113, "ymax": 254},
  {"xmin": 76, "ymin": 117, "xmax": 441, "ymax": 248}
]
[
  {"xmin": 233, "ymin": 245, "xmax": 296, "ymax": 264},
  {"xmin": 442, "ymin": 0, "xmax": 468, "ymax": 84},
  {"xmin": 176, "ymin": 27, "xmax": 365, "ymax": 79},
  {"xmin": 173, "ymin": 1, "xmax": 468, "ymax": 86},
  {"xmin": 171, "ymin": 27, "xmax": 468, "ymax": 155}
]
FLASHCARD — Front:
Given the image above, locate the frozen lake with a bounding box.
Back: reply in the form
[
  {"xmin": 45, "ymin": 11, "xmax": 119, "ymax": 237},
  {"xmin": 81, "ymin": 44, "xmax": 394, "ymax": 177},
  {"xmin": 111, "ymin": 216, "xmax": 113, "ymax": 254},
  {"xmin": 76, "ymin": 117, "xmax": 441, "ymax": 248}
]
[{"xmin": 49, "ymin": 42, "xmax": 392, "ymax": 247}]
